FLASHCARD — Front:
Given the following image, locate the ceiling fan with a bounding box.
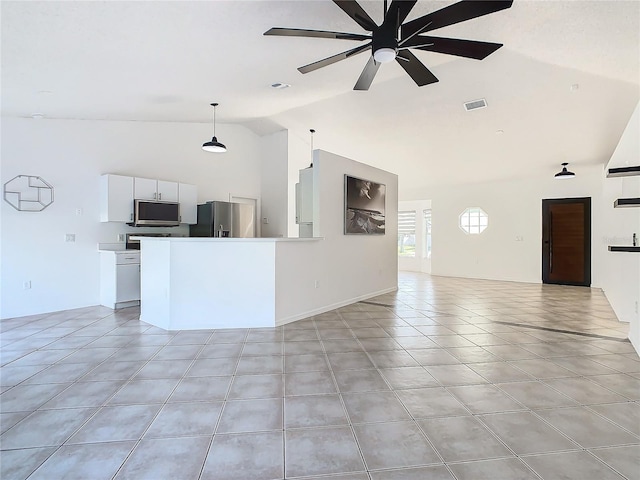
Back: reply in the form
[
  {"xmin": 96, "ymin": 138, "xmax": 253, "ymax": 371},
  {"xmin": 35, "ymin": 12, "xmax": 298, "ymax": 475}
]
[{"xmin": 264, "ymin": 0, "xmax": 513, "ymax": 90}]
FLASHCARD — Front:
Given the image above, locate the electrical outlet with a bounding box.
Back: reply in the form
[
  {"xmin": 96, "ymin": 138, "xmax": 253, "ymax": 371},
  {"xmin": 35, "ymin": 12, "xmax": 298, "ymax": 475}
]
[
  {"xmin": 314, "ymin": 280, "xmax": 320, "ymax": 289},
  {"xmin": 117, "ymin": 234, "xmax": 125, "ymax": 242},
  {"xmin": 23, "ymin": 280, "xmax": 31, "ymax": 290},
  {"xmin": 65, "ymin": 234, "xmax": 76, "ymax": 242},
  {"xmin": 262, "ymin": 217, "xmax": 269, "ymax": 224},
  {"xmin": 75, "ymin": 208, "xmax": 83, "ymax": 216}
]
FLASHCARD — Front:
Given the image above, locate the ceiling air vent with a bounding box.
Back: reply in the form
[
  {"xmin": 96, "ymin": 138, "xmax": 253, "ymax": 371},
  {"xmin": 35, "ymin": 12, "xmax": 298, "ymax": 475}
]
[{"xmin": 463, "ymin": 99, "xmax": 487, "ymax": 111}]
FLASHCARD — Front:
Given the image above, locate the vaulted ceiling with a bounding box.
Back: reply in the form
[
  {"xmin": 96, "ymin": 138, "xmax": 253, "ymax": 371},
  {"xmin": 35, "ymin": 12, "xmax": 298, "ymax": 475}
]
[{"xmin": 2, "ymin": 1, "xmax": 639, "ymax": 191}]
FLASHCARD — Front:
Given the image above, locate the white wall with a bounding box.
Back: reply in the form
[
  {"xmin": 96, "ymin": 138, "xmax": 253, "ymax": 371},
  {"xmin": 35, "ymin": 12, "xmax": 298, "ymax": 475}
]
[
  {"xmin": 602, "ymin": 102, "xmax": 640, "ymax": 349},
  {"xmin": 428, "ymin": 165, "xmax": 605, "ymax": 284},
  {"xmin": 1, "ymin": 117, "xmax": 262, "ymax": 318},
  {"xmin": 307, "ymin": 149, "xmax": 398, "ymax": 306},
  {"xmin": 259, "ymin": 130, "xmax": 288, "ymax": 238}
]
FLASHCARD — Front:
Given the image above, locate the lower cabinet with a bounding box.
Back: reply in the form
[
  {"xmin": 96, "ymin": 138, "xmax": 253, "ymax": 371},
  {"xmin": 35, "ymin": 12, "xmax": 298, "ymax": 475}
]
[{"xmin": 100, "ymin": 251, "xmax": 141, "ymax": 309}]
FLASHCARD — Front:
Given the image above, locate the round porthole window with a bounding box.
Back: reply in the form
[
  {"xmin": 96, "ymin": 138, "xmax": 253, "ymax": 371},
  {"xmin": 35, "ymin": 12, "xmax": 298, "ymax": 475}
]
[{"xmin": 459, "ymin": 207, "xmax": 488, "ymax": 234}]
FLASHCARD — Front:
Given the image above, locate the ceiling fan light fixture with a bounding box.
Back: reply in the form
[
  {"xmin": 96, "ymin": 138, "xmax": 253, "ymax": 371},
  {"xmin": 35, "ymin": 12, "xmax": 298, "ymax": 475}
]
[
  {"xmin": 373, "ymin": 48, "xmax": 396, "ymax": 64},
  {"xmin": 554, "ymin": 162, "xmax": 576, "ymax": 179},
  {"xmin": 202, "ymin": 102, "xmax": 227, "ymax": 153}
]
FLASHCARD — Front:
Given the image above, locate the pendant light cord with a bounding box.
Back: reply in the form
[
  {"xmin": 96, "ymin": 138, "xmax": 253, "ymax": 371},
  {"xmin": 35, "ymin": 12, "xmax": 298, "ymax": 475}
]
[{"xmin": 212, "ymin": 103, "xmax": 217, "ymax": 137}]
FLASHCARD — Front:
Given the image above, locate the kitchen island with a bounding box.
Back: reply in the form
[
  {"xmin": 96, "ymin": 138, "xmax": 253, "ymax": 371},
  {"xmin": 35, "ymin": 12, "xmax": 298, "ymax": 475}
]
[{"xmin": 138, "ymin": 236, "xmax": 331, "ymax": 330}]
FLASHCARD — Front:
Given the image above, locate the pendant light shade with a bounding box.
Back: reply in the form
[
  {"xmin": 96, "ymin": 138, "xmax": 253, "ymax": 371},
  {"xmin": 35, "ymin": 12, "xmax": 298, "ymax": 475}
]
[
  {"xmin": 554, "ymin": 162, "xmax": 575, "ymax": 179},
  {"xmin": 202, "ymin": 103, "xmax": 226, "ymax": 153}
]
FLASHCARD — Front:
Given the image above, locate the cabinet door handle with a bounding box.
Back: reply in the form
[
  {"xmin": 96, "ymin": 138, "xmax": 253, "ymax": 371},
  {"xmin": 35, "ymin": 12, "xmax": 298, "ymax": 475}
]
[
  {"xmin": 159, "ymin": 192, "xmax": 162, "ymax": 200},
  {"xmin": 124, "ymin": 256, "xmax": 138, "ymax": 260},
  {"xmin": 130, "ymin": 213, "xmax": 133, "ymax": 221}
]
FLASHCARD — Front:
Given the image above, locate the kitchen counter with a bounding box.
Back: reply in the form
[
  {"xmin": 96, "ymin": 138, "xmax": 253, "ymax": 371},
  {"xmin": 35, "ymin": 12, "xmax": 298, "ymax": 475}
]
[
  {"xmin": 130, "ymin": 236, "xmax": 322, "ymax": 242},
  {"xmin": 136, "ymin": 236, "xmax": 327, "ymax": 330}
]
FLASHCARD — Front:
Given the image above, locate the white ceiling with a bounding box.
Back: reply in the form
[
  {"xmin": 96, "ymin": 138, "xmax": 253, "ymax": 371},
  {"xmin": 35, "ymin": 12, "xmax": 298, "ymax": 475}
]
[{"xmin": 2, "ymin": 0, "xmax": 639, "ymax": 191}]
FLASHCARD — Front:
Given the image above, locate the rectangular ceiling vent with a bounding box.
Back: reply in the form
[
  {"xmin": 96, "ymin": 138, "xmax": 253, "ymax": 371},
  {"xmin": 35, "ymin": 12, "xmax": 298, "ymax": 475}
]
[{"xmin": 463, "ymin": 99, "xmax": 487, "ymax": 111}]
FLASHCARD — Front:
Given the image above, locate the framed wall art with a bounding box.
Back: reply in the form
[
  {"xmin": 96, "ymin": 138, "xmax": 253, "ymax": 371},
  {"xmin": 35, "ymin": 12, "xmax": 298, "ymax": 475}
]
[{"xmin": 344, "ymin": 175, "xmax": 385, "ymax": 235}]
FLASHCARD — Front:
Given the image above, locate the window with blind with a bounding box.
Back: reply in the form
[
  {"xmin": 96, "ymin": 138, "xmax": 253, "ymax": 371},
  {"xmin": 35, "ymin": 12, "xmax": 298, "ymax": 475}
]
[{"xmin": 398, "ymin": 210, "xmax": 416, "ymax": 257}]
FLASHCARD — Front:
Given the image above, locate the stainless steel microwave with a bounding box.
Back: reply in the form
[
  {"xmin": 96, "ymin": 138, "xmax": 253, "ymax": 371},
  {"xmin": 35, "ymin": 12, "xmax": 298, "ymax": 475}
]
[{"xmin": 132, "ymin": 199, "xmax": 180, "ymax": 227}]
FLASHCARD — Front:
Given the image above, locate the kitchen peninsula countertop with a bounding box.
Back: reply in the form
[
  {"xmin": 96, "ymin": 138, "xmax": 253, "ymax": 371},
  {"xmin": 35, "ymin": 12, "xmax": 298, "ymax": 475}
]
[
  {"xmin": 132, "ymin": 236, "xmax": 323, "ymax": 242},
  {"xmin": 136, "ymin": 235, "xmax": 332, "ymax": 331}
]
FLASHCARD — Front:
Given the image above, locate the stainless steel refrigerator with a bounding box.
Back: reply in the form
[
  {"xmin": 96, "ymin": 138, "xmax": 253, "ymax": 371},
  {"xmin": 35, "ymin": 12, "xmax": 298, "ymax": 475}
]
[{"xmin": 189, "ymin": 201, "xmax": 255, "ymax": 238}]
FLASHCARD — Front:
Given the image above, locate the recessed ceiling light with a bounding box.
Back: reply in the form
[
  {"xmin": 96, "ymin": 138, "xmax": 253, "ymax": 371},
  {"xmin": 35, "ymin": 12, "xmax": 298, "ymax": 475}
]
[
  {"xmin": 496, "ymin": 129, "xmax": 504, "ymax": 135},
  {"xmin": 570, "ymin": 84, "xmax": 579, "ymax": 91},
  {"xmin": 31, "ymin": 113, "xmax": 45, "ymax": 119},
  {"xmin": 37, "ymin": 90, "xmax": 53, "ymax": 95},
  {"xmin": 271, "ymin": 82, "xmax": 291, "ymax": 89}
]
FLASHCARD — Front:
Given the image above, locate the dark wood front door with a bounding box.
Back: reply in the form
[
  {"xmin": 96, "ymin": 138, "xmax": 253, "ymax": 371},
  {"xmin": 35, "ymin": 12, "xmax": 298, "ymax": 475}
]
[{"xmin": 542, "ymin": 197, "xmax": 591, "ymax": 286}]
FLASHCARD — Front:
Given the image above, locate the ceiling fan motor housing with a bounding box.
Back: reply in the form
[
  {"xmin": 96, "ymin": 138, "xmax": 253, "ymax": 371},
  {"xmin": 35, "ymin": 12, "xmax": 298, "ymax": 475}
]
[{"xmin": 372, "ymin": 24, "xmax": 398, "ymax": 62}]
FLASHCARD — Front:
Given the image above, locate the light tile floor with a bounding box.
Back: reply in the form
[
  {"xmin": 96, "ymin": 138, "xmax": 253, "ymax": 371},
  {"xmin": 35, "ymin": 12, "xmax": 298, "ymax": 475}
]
[{"xmin": 1, "ymin": 272, "xmax": 639, "ymax": 479}]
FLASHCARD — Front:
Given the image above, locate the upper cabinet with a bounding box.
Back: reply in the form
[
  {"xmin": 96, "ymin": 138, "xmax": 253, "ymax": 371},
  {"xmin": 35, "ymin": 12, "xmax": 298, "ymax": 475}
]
[
  {"xmin": 100, "ymin": 174, "xmax": 197, "ymax": 224},
  {"xmin": 134, "ymin": 177, "xmax": 179, "ymax": 202},
  {"xmin": 100, "ymin": 174, "xmax": 134, "ymax": 223},
  {"xmin": 179, "ymin": 183, "xmax": 198, "ymax": 224}
]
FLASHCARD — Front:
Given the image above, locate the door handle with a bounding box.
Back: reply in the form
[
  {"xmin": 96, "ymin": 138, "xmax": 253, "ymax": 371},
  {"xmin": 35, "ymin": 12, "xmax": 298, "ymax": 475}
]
[{"xmin": 549, "ymin": 211, "xmax": 553, "ymax": 273}]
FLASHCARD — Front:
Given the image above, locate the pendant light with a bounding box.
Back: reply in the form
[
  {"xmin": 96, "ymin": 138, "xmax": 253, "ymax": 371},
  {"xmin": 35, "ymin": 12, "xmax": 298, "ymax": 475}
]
[
  {"xmin": 308, "ymin": 129, "xmax": 315, "ymax": 167},
  {"xmin": 202, "ymin": 103, "xmax": 226, "ymax": 153},
  {"xmin": 554, "ymin": 162, "xmax": 575, "ymax": 179}
]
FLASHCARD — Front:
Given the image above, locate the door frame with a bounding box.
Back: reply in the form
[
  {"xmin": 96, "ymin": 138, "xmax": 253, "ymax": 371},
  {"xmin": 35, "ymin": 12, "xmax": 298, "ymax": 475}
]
[{"xmin": 542, "ymin": 197, "xmax": 591, "ymax": 286}]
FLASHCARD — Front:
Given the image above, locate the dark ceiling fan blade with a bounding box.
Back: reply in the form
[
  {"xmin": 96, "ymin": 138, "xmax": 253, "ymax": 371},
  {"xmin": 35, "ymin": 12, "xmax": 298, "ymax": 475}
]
[
  {"xmin": 384, "ymin": 0, "xmax": 418, "ymax": 28},
  {"xmin": 401, "ymin": 1, "xmax": 513, "ymax": 39},
  {"xmin": 298, "ymin": 43, "xmax": 372, "ymax": 74},
  {"xmin": 354, "ymin": 56, "xmax": 381, "ymax": 90},
  {"xmin": 333, "ymin": 0, "xmax": 378, "ymax": 31},
  {"xmin": 264, "ymin": 27, "xmax": 371, "ymax": 41},
  {"xmin": 395, "ymin": 50, "xmax": 439, "ymax": 86},
  {"xmin": 402, "ymin": 35, "xmax": 503, "ymax": 60}
]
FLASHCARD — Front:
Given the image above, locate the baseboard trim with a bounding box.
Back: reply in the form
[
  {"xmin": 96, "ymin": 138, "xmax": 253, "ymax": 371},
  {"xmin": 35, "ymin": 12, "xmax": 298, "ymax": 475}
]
[{"xmin": 275, "ymin": 287, "xmax": 398, "ymax": 327}]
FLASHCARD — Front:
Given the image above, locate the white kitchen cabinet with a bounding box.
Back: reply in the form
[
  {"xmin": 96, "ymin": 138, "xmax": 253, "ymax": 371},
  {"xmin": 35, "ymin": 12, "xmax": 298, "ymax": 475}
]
[
  {"xmin": 296, "ymin": 167, "xmax": 314, "ymax": 224},
  {"xmin": 101, "ymin": 174, "xmax": 190, "ymax": 224},
  {"xmin": 133, "ymin": 177, "xmax": 157, "ymax": 200},
  {"xmin": 178, "ymin": 183, "xmax": 198, "ymax": 224},
  {"xmin": 134, "ymin": 177, "xmax": 179, "ymax": 202},
  {"xmin": 116, "ymin": 263, "xmax": 141, "ymax": 303},
  {"xmin": 157, "ymin": 180, "xmax": 179, "ymax": 202},
  {"xmin": 100, "ymin": 174, "xmax": 134, "ymax": 223},
  {"xmin": 100, "ymin": 250, "xmax": 141, "ymax": 309}
]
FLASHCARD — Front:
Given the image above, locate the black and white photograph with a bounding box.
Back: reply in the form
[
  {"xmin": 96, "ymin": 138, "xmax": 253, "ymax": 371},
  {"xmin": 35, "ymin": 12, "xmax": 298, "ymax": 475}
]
[{"xmin": 344, "ymin": 175, "xmax": 386, "ymax": 235}]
